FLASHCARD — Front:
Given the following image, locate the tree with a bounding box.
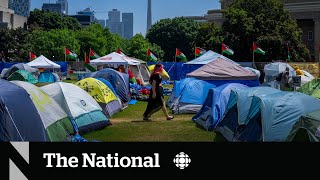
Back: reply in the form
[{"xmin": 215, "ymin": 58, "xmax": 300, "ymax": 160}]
[
  {"xmin": 193, "ymin": 23, "xmax": 223, "ymax": 54},
  {"xmin": 146, "ymin": 17, "xmax": 200, "ymax": 61},
  {"xmin": 27, "ymin": 29, "xmax": 80, "ymax": 61},
  {"xmin": 126, "ymin": 34, "xmax": 164, "ymax": 61},
  {"xmin": 0, "ymin": 28, "xmax": 30, "ymax": 62},
  {"xmin": 222, "ymin": 0, "xmax": 309, "ymax": 62},
  {"xmin": 27, "ymin": 9, "xmax": 81, "ymax": 31},
  {"xmin": 75, "ymin": 24, "xmax": 109, "ymax": 60}
]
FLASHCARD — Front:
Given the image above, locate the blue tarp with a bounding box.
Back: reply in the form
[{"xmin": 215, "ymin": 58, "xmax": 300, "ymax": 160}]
[
  {"xmin": 0, "ymin": 79, "xmax": 48, "ymax": 141},
  {"xmin": 192, "ymin": 83, "xmax": 248, "ymax": 131},
  {"xmin": 38, "ymin": 72, "xmax": 56, "ymax": 83},
  {"xmin": 0, "ymin": 62, "xmax": 68, "ymax": 73}
]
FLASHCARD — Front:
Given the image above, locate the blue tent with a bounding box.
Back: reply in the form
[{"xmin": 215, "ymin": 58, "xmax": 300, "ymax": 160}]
[
  {"xmin": 90, "ymin": 68, "xmax": 131, "ymax": 104},
  {"xmin": 38, "ymin": 72, "xmax": 56, "ymax": 83},
  {"xmin": 259, "ymin": 92, "xmax": 320, "ymax": 142},
  {"xmin": 0, "ymin": 79, "xmax": 48, "ymax": 141},
  {"xmin": 215, "ymin": 87, "xmax": 282, "ymax": 141},
  {"xmin": 167, "ymin": 78, "xmax": 216, "ymax": 114},
  {"xmin": 192, "ymin": 83, "xmax": 248, "ymax": 131}
]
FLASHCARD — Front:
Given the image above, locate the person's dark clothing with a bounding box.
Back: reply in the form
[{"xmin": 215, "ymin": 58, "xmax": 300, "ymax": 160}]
[{"xmin": 143, "ymin": 74, "xmax": 164, "ymax": 118}]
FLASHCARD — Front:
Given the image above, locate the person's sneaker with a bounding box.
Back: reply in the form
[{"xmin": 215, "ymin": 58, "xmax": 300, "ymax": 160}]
[
  {"xmin": 143, "ymin": 117, "xmax": 152, "ymax": 121},
  {"xmin": 167, "ymin": 116, "xmax": 174, "ymax": 121}
]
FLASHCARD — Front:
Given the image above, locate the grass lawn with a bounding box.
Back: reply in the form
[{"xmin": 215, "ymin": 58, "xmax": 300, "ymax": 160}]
[{"xmin": 84, "ymin": 95, "xmax": 224, "ymax": 142}]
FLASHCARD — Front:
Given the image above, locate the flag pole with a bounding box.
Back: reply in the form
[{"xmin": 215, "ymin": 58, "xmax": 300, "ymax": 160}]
[
  {"xmin": 252, "ymin": 42, "xmax": 255, "ymax": 68},
  {"xmin": 64, "ymin": 48, "xmax": 66, "ymax": 62},
  {"xmin": 175, "ymin": 48, "xmax": 177, "ymax": 62}
]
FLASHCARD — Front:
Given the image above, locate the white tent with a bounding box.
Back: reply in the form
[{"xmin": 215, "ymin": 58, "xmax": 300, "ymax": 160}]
[
  {"xmin": 90, "ymin": 52, "xmax": 140, "ymax": 66},
  {"xmin": 184, "ymin": 50, "xmax": 239, "ymax": 65},
  {"xmin": 41, "ymin": 82, "xmax": 110, "ymax": 134},
  {"xmin": 27, "ymin": 55, "xmax": 61, "ymax": 69}
]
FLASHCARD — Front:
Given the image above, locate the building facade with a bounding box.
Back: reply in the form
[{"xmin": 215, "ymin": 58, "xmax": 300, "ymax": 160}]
[
  {"xmin": 56, "ymin": 0, "xmax": 68, "ymax": 15},
  {"xmin": 122, "ymin": 13, "xmax": 133, "ymax": 39},
  {"xmin": 98, "ymin": 19, "xmax": 106, "ymax": 27},
  {"xmin": 206, "ymin": 0, "xmax": 320, "ymax": 62},
  {"xmin": 70, "ymin": 8, "xmax": 96, "ymax": 27},
  {"xmin": 8, "ymin": 0, "xmax": 30, "ymax": 17},
  {"xmin": 42, "ymin": 3, "xmax": 63, "ymax": 15},
  {"xmin": 0, "ymin": 0, "xmax": 27, "ymax": 29},
  {"xmin": 107, "ymin": 9, "xmax": 123, "ymax": 36}
]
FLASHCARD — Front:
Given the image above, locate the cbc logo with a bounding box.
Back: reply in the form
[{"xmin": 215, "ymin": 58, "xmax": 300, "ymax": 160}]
[{"xmin": 173, "ymin": 152, "xmax": 191, "ymax": 169}]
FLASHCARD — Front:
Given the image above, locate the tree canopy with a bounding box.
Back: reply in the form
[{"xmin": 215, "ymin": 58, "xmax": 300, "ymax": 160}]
[
  {"xmin": 146, "ymin": 17, "xmax": 200, "ymax": 61},
  {"xmin": 222, "ymin": 0, "xmax": 309, "ymax": 62}
]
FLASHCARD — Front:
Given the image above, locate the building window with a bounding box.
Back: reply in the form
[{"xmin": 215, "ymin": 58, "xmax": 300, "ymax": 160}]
[{"xmin": 308, "ymin": 31, "xmax": 313, "ymax": 41}]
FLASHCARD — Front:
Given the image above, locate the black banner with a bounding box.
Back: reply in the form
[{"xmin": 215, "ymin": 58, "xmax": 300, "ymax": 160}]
[{"xmin": 0, "ymin": 142, "xmax": 318, "ymax": 179}]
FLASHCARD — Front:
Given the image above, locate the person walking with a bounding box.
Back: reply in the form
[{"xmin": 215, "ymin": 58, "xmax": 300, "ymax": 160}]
[{"xmin": 143, "ymin": 63, "xmax": 174, "ymax": 121}]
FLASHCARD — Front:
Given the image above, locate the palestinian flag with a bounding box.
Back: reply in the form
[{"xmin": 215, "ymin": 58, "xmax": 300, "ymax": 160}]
[
  {"xmin": 147, "ymin": 49, "xmax": 158, "ymax": 62},
  {"xmin": 84, "ymin": 53, "xmax": 90, "ymax": 64},
  {"xmin": 176, "ymin": 48, "xmax": 187, "ymax": 61},
  {"xmin": 29, "ymin": 52, "xmax": 37, "ymax": 61},
  {"xmin": 195, "ymin": 47, "xmax": 205, "ymax": 56},
  {"xmin": 65, "ymin": 48, "xmax": 78, "ymax": 60},
  {"xmin": 89, "ymin": 48, "xmax": 100, "ymax": 59},
  {"xmin": 253, "ymin": 43, "xmax": 266, "ymax": 55},
  {"xmin": 117, "ymin": 48, "xmax": 126, "ymax": 55},
  {"xmin": 222, "ymin": 43, "xmax": 234, "ymax": 55}
]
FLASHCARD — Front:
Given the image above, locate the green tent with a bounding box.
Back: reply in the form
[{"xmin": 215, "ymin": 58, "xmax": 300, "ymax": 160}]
[
  {"xmin": 8, "ymin": 69, "xmax": 38, "ymax": 84},
  {"xmin": 297, "ymin": 79, "xmax": 320, "ymax": 99},
  {"xmin": 288, "ymin": 110, "xmax": 320, "ymax": 142}
]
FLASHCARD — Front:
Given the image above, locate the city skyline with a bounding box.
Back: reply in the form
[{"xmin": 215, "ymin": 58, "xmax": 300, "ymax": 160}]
[{"xmin": 30, "ymin": 0, "xmax": 220, "ymax": 35}]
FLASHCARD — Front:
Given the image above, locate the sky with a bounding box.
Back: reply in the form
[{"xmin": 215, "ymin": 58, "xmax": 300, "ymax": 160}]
[{"xmin": 31, "ymin": 0, "xmax": 221, "ymax": 35}]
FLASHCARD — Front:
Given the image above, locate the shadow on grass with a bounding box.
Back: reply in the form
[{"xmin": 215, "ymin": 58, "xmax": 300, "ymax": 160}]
[
  {"xmin": 193, "ymin": 123, "xmax": 226, "ymax": 142},
  {"xmin": 131, "ymin": 120, "xmax": 155, "ymax": 123}
]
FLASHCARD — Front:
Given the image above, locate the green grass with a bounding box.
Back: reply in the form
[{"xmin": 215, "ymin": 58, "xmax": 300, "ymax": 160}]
[{"xmin": 84, "ymin": 95, "xmax": 223, "ymax": 142}]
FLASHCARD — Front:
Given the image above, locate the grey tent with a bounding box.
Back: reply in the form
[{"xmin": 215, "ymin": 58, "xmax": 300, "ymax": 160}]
[
  {"xmin": 129, "ymin": 58, "xmax": 151, "ymax": 86},
  {"xmin": 3, "ymin": 63, "xmax": 38, "ymax": 79},
  {"xmin": 186, "ymin": 58, "xmax": 259, "ymax": 87},
  {"xmin": 287, "ymin": 110, "xmax": 320, "ymax": 142}
]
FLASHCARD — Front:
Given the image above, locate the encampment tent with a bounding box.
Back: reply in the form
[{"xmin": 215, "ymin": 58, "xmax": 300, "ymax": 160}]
[
  {"xmin": 89, "ymin": 68, "xmax": 131, "ymax": 104},
  {"xmin": 27, "ymin": 55, "xmax": 61, "ymax": 69},
  {"xmin": 288, "ymin": 110, "xmax": 320, "ymax": 142},
  {"xmin": 129, "ymin": 58, "xmax": 151, "ymax": 86},
  {"xmin": 75, "ymin": 78, "xmax": 122, "ymax": 117},
  {"xmin": 297, "ymin": 79, "xmax": 320, "ymax": 99},
  {"xmin": 0, "ymin": 79, "xmax": 48, "ymax": 141},
  {"xmin": 192, "ymin": 83, "xmax": 248, "ymax": 131},
  {"xmin": 90, "ymin": 52, "xmax": 140, "ymax": 66},
  {"xmin": 38, "ymin": 72, "xmax": 57, "ymax": 83},
  {"xmin": 168, "ymin": 78, "xmax": 216, "ymax": 114},
  {"xmin": 263, "ymin": 62, "xmax": 295, "ymax": 85},
  {"xmin": 3, "ymin": 63, "xmax": 38, "ymax": 79},
  {"xmin": 41, "ymin": 82, "xmax": 110, "ymax": 134},
  {"xmin": 187, "ymin": 58, "xmax": 259, "ymax": 87},
  {"xmin": 215, "ymin": 87, "xmax": 283, "ymax": 141},
  {"xmin": 12, "ymin": 81, "xmax": 75, "ymax": 141},
  {"xmin": 8, "ymin": 70, "xmax": 38, "ymax": 84}
]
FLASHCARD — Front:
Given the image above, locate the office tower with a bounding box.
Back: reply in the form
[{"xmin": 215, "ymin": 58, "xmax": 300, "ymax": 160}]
[
  {"xmin": 56, "ymin": 0, "xmax": 68, "ymax": 15},
  {"xmin": 8, "ymin": 0, "xmax": 31, "ymax": 17},
  {"xmin": 122, "ymin": 13, "xmax": 133, "ymax": 39}
]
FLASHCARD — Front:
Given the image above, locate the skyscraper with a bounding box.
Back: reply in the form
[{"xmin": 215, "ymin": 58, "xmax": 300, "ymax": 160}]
[
  {"xmin": 107, "ymin": 9, "xmax": 123, "ymax": 36},
  {"xmin": 42, "ymin": 3, "xmax": 63, "ymax": 15},
  {"xmin": 8, "ymin": 0, "xmax": 31, "ymax": 17},
  {"xmin": 56, "ymin": 0, "xmax": 68, "ymax": 15},
  {"xmin": 147, "ymin": 0, "xmax": 152, "ymax": 32},
  {"xmin": 122, "ymin": 13, "xmax": 133, "ymax": 39}
]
